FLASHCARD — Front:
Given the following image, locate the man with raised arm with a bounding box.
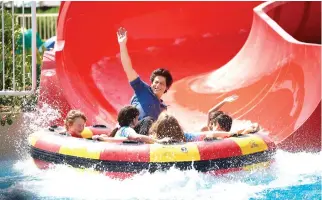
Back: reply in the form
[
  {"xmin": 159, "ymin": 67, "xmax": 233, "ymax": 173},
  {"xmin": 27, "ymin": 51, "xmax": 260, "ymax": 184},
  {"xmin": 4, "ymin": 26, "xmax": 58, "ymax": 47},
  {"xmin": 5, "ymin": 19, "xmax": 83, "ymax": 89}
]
[{"xmin": 117, "ymin": 27, "xmax": 174, "ymax": 135}]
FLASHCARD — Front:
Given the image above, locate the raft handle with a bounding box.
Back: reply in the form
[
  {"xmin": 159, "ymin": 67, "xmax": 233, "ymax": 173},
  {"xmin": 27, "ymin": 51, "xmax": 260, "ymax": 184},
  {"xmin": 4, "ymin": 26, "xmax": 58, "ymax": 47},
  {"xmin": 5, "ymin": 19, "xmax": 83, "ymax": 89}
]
[
  {"xmin": 122, "ymin": 140, "xmax": 141, "ymax": 144},
  {"xmin": 204, "ymin": 137, "xmax": 220, "ymax": 142},
  {"xmin": 230, "ymin": 133, "xmax": 247, "ymax": 138},
  {"xmin": 92, "ymin": 124, "xmax": 107, "ymax": 128},
  {"xmin": 49, "ymin": 125, "xmax": 58, "ymax": 132}
]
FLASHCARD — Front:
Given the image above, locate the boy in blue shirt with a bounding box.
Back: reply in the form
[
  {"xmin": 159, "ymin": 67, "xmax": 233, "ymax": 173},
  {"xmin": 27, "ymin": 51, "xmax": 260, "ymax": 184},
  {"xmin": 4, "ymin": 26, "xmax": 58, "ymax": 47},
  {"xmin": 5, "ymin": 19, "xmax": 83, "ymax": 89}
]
[{"xmin": 117, "ymin": 27, "xmax": 173, "ymax": 135}]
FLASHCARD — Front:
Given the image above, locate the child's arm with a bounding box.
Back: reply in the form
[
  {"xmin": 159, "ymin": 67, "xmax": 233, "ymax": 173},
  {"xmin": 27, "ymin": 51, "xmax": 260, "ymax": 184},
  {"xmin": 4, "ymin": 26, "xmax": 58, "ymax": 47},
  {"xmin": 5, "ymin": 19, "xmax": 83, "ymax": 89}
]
[
  {"xmin": 236, "ymin": 123, "xmax": 260, "ymax": 135},
  {"xmin": 92, "ymin": 135, "xmax": 128, "ymax": 143},
  {"xmin": 204, "ymin": 131, "xmax": 235, "ymax": 139},
  {"xmin": 92, "ymin": 134, "xmax": 108, "ymax": 140},
  {"xmin": 128, "ymin": 132, "xmax": 170, "ymax": 144},
  {"xmin": 94, "ymin": 129, "xmax": 170, "ymax": 144},
  {"xmin": 206, "ymin": 95, "xmax": 239, "ymax": 129}
]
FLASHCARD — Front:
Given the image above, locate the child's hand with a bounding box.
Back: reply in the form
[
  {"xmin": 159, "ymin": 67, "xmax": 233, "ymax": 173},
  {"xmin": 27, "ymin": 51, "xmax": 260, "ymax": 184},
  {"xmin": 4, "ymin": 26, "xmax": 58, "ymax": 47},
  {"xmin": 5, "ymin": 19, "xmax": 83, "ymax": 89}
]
[
  {"xmin": 224, "ymin": 94, "xmax": 239, "ymax": 103},
  {"xmin": 205, "ymin": 134, "xmax": 215, "ymax": 141},
  {"xmin": 117, "ymin": 27, "xmax": 128, "ymax": 45},
  {"xmin": 99, "ymin": 134, "xmax": 108, "ymax": 137},
  {"xmin": 92, "ymin": 135, "xmax": 100, "ymax": 140},
  {"xmin": 92, "ymin": 135, "xmax": 107, "ymax": 141},
  {"xmin": 92, "ymin": 135, "xmax": 98, "ymax": 140},
  {"xmin": 250, "ymin": 123, "xmax": 260, "ymax": 132}
]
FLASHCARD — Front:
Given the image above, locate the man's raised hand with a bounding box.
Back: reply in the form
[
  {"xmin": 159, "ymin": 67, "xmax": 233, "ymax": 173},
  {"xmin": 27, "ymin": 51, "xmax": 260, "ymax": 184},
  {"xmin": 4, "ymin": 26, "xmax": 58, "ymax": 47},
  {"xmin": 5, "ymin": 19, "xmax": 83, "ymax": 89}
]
[{"xmin": 117, "ymin": 27, "xmax": 128, "ymax": 45}]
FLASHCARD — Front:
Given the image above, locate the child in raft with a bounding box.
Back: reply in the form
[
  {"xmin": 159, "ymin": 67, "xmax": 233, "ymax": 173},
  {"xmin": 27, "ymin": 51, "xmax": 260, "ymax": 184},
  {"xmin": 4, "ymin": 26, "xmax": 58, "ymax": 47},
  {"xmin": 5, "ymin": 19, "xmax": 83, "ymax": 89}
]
[
  {"xmin": 149, "ymin": 112, "xmax": 186, "ymax": 143},
  {"xmin": 93, "ymin": 105, "xmax": 170, "ymax": 144},
  {"xmin": 61, "ymin": 109, "xmax": 87, "ymax": 138},
  {"xmin": 201, "ymin": 94, "xmax": 260, "ymax": 140}
]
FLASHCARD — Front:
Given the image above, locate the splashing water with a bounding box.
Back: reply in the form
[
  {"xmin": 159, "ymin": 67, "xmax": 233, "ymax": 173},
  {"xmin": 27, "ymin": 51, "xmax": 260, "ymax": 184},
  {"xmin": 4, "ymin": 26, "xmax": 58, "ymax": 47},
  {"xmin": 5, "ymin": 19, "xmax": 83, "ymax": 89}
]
[
  {"xmin": 22, "ymin": 103, "xmax": 61, "ymax": 133},
  {"xmin": 0, "ymin": 150, "xmax": 320, "ymax": 200},
  {"xmin": 10, "ymin": 103, "xmax": 62, "ymax": 161}
]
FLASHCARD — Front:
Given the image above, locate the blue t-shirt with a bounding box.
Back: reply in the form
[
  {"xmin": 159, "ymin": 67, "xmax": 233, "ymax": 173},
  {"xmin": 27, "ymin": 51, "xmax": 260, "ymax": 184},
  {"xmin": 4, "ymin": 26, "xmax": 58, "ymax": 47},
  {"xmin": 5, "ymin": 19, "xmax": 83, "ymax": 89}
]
[
  {"xmin": 115, "ymin": 126, "xmax": 136, "ymax": 138},
  {"xmin": 130, "ymin": 77, "xmax": 167, "ymax": 120}
]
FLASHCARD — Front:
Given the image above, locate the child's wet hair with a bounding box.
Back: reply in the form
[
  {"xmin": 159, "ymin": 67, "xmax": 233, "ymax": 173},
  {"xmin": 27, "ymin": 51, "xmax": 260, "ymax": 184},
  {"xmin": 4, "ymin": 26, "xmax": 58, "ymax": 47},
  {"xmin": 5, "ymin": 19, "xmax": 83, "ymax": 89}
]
[
  {"xmin": 213, "ymin": 114, "xmax": 232, "ymax": 132},
  {"xmin": 110, "ymin": 105, "xmax": 140, "ymax": 137},
  {"xmin": 149, "ymin": 112, "xmax": 185, "ymax": 143},
  {"xmin": 117, "ymin": 105, "xmax": 140, "ymax": 127},
  {"xmin": 209, "ymin": 111, "xmax": 225, "ymax": 123},
  {"xmin": 64, "ymin": 110, "xmax": 87, "ymax": 130}
]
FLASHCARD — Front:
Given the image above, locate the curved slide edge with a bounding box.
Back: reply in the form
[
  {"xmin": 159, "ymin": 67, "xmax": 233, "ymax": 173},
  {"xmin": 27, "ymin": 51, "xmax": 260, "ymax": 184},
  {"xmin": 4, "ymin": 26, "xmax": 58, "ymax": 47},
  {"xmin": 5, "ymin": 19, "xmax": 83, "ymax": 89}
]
[{"xmin": 165, "ymin": 1, "xmax": 321, "ymax": 152}]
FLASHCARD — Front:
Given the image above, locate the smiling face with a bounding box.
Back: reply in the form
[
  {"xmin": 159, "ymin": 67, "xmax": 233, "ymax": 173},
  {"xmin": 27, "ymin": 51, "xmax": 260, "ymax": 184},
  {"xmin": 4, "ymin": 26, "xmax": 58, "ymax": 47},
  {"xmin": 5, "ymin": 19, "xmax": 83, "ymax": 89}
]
[{"xmin": 151, "ymin": 76, "xmax": 167, "ymax": 99}]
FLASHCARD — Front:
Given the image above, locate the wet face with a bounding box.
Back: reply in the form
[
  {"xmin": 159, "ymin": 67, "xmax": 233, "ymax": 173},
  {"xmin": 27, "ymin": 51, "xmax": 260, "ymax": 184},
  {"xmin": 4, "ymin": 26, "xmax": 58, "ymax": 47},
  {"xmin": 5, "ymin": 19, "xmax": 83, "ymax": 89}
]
[
  {"xmin": 68, "ymin": 117, "xmax": 86, "ymax": 134},
  {"xmin": 151, "ymin": 76, "xmax": 167, "ymax": 98}
]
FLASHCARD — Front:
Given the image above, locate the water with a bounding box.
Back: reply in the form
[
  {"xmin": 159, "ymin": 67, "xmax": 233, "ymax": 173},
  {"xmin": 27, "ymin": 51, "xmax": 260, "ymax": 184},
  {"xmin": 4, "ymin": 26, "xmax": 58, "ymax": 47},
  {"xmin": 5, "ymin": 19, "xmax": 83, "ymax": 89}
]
[
  {"xmin": 0, "ymin": 150, "xmax": 321, "ymax": 200},
  {"xmin": 0, "ymin": 108, "xmax": 321, "ymax": 200}
]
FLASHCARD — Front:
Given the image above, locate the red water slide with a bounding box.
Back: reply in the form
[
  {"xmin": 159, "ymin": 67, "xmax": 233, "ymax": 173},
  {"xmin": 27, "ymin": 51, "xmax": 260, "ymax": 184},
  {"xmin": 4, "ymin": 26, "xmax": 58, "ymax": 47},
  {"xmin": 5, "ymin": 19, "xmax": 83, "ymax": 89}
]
[{"xmin": 38, "ymin": 1, "xmax": 321, "ymax": 152}]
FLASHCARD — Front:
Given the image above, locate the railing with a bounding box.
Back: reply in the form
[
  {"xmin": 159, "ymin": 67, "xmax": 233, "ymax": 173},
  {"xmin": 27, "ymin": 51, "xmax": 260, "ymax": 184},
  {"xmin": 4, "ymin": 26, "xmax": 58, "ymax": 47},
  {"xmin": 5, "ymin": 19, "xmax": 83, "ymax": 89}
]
[
  {"xmin": 0, "ymin": 1, "xmax": 37, "ymax": 96},
  {"xmin": 15, "ymin": 13, "xmax": 58, "ymax": 40}
]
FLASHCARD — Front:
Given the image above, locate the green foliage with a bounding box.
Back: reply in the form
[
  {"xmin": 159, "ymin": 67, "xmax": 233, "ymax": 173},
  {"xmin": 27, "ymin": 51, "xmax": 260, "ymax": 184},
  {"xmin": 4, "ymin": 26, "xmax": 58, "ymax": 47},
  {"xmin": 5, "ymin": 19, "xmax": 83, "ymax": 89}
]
[
  {"xmin": 37, "ymin": 7, "xmax": 59, "ymax": 14},
  {"xmin": 14, "ymin": 5, "xmax": 59, "ymax": 14},
  {"xmin": 36, "ymin": 16, "xmax": 57, "ymax": 40}
]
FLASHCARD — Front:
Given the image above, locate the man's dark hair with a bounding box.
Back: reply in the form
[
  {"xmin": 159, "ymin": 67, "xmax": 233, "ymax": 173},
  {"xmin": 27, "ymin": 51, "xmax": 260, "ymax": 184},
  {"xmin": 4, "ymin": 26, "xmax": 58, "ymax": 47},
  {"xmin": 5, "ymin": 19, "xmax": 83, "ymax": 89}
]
[
  {"xmin": 117, "ymin": 105, "xmax": 140, "ymax": 127},
  {"xmin": 150, "ymin": 68, "xmax": 173, "ymax": 92},
  {"xmin": 214, "ymin": 114, "xmax": 232, "ymax": 132}
]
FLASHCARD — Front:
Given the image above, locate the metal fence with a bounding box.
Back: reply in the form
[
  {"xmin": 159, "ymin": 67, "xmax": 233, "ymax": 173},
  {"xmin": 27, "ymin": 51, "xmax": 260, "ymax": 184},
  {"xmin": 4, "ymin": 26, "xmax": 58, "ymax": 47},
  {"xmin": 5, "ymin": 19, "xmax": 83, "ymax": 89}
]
[
  {"xmin": 0, "ymin": 1, "xmax": 37, "ymax": 96},
  {"xmin": 15, "ymin": 13, "xmax": 58, "ymax": 40}
]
